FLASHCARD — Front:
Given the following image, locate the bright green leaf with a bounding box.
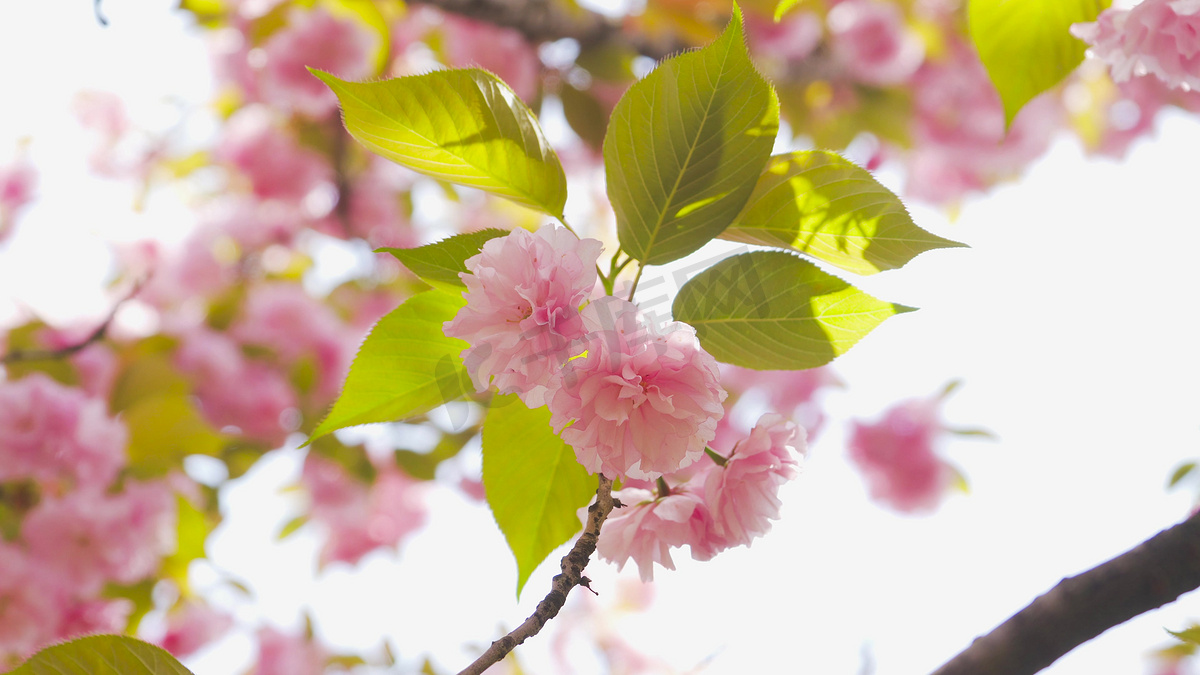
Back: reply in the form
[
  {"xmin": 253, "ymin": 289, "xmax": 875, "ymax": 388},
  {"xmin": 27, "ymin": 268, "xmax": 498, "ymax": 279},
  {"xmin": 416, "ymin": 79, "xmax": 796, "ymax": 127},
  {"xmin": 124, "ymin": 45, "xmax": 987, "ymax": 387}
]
[
  {"xmin": 720, "ymin": 151, "xmax": 965, "ymax": 275},
  {"xmin": 1168, "ymin": 626, "xmax": 1200, "ymax": 646},
  {"xmin": 312, "ymin": 68, "xmax": 567, "ymax": 217},
  {"xmin": 969, "ymin": 0, "xmax": 1110, "ymax": 125},
  {"xmin": 774, "ymin": 0, "xmax": 806, "ymax": 21},
  {"xmin": 604, "ymin": 4, "xmax": 779, "ymax": 266},
  {"xmin": 308, "ymin": 290, "xmax": 471, "ymax": 443},
  {"xmin": 123, "ymin": 395, "xmax": 226, "ymax": 478},
  {"xmin": 672, "ymin": 251, "xmax": 914, "ymax": 369},
  {"xmin": 9, "ymin": 635, "xmax": 195, "ymax": 675},
  {"xmin": 378, "ymin": 229, "xmax": 509, "ymax": 292},
  {"xmin": 482, "ymin": 395, "xmax": 597, "ymax": 598}
]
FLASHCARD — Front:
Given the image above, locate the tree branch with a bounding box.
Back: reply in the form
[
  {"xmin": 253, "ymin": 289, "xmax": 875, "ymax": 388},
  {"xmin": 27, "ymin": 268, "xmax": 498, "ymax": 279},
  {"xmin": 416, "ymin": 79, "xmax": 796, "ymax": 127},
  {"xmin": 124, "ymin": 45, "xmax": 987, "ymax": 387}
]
[
  {"xmin": 931, "ymin": 511, "xmax": 1200, "ymax": 675},
  {"xmin": 458, "ymin": 474, "xmax": 617, "ymax": 675},
  {"xmin": 1, "ymin": 281, "xmax": 142, "ymax": 365},
  {"xmin": 406, "ymin": 0, "xmax": 690, "ymax": 61}
]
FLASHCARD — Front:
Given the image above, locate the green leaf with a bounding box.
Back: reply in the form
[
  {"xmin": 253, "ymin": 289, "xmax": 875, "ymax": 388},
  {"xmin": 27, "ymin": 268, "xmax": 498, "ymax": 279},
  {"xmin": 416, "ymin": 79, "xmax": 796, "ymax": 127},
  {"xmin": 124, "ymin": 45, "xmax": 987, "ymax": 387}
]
[
  {"xmin": 1168, "ymin": 626, "xmax": 1200, "ymax": 646},
  {"xmin": 604, "ymin": 4, "xmax": 779, "ymax": 266},
  {"xmin": 9, "ymin": 635, "xmax": 195, "ymax": 675},
  {"xmin": 482, "ymin": 395, "xmax": 597, "ymax": 598},
  {"xmin": 378, "ymin": 229, "xmax": 509, "ymax": 292},
  {"xmin": 1169, "ymin": 462, "xmax": 1197, "ymax": 489},
  {"xmin": 312, "ymin": 68, "xmax": 568, "ymax": 217},
  {"xmin": 774, "ymin": 0, "xmax": 806, "ymax": 21},
  {"xmin": 278, "ymin": 515, "xmax": 308, "ymax": 540},
  {"xmin": 720, "ymin": 151, "xmax": 965, "ymax": 275},
  {"xmin": 123, "ymin": 395, "xmax": 226, "ymax": 478},
  {"xmin": 160, "ymin": 494, "xmax": 217, "ymax": 588},
  {"xmin": 672, "ymin": 251, "xmax": 914, "ymax": 369},
  {"xmin": 969, "ymin": 0, "xmax": 1110, "ymax": 126},
  {"xmin": 308, "ymin": 290, "xmax": 471, "ymax": 443}
]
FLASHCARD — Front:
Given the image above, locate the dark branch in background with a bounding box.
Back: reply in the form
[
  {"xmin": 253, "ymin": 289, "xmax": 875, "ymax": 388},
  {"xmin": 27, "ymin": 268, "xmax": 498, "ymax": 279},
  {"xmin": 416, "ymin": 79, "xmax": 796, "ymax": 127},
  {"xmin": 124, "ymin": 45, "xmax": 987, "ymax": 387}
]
[
  {"xmin": 1, "ymin": 281, "xmax": 142, "ymax": 365},
  {"xmin": 931, "ymin": 511, "xmax": 1200, "ymax": 675},
  {"xmin": 458, "ymin": 475, "xmax": 618, "ymax": 675},
  {"xmin": 94, "ymin": 0, "xmax": 108, "ymax": 26},
  {"xmin": 407, "ymin": 0, "xmax": 690, "ymax": 61}
]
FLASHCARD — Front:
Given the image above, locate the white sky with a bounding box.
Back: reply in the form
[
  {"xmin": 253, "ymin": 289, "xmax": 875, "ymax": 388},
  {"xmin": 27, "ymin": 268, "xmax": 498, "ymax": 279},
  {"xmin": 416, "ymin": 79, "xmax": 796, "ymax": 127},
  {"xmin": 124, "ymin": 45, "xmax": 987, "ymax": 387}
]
[{"xmin": 3, "ymin": 2, "xmax": 1200, "ymax": 675}]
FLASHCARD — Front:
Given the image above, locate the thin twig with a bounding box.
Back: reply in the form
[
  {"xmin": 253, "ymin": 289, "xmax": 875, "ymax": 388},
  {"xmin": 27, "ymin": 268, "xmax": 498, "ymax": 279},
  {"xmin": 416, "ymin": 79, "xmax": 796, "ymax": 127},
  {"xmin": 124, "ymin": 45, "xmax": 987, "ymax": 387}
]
[
  {"xmin": 930, "ymin": 510, "xmax": 1200, "ymax": 675},
  {"xmin": 457, "ymin": 474, "xmax": 617, "ymax": 675},
  {"xmin": 94, "ymin": 0, "xmax": 108, "ymax": 26},
  {"xmin": 1, "ymin": 281, "xmax": 143, "ymax": 365}
]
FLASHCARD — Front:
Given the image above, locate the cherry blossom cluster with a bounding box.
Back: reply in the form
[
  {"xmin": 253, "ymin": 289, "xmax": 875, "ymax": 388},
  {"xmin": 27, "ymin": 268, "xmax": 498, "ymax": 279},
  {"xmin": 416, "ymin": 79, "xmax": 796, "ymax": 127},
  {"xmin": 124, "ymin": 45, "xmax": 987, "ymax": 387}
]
[
  {"xmin": 444, "ymin": 225, "xmax": 810, "ymax": 580},
  {"xmin": 848, "ymin": 395, "xmax": 955, "ymax": 513},
  {"xmin": 1073, "ymin": 0, "xmax": 1200, "ymax": 93}
]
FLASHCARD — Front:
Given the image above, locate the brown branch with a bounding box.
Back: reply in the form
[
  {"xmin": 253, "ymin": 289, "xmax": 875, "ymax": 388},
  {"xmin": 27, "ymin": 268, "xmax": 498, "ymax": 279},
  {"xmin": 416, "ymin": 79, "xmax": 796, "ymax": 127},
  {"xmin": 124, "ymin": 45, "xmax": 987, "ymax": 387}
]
[
  {"xmin": 458, "ymin": 474, "xmax": 617, "ymax": 675},
  {"xmin": 406, "ymin": 0, "xmax": 690, "ymax": 61},
  {"xmin": 1, "ymin": 281, "xmax": 142, "ymax": 365},
  {"xmin": 931, "ymin": 510, "xmax": 1200, "ymax": 675}
]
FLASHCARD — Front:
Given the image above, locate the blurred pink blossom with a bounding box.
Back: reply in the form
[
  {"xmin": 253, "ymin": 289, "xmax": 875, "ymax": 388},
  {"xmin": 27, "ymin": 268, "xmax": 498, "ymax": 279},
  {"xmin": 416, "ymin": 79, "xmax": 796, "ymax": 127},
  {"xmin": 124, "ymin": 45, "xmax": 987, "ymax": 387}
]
[
  {"xmin": 22, "ymin": 482, "xmax": 176, "ymax": 596},
  {"xmin": 0, "ymin": 373, "xmax": 127, "ymax": 491},
  {"xmin": 55, "ymin": 599, "xmax": 133, "ymax": 641},
  {"xmin": 596, "ymin": 485, "xmax": 722, "ymax": 581},
  {"xmin": 174, "ymin": 327, "xmax": 298, "ymax": 446},
  {"xmin": 0, "ymin": 153, "xmax": 36, "ymax": 242},
  {"xmin": 215, "ymin": 106, "xmax": 333, "ymax": 203},
  {"xmin": 746, "ymin": 11, "xmax": 824, "ymax": 63},
  {"xmin": 445, "ymin": 225, "xmax": 602, "ymax": 407},
  {"xmin": 347, "ymin": 157, "xmax": 418, "ymax": 248},
  {"xmin": 0, "ymin": 542, "xmax": 65, "ymax": 663},
  {"xmin": 301, "ymin": 455, "xmax": 427, "ymax": 566},
  {"xmin": 250, "ymin": 627, "xmax": 327, "ymax": 675},
  {"xmin": 157, "ymin": 601, "xmax": 234, "ymax": 658},
  {"xmin": 704, "ymin": 413, "xmax": 806, "ymax": 547},
  {"xmin": 260, "ymin": 8, "xmax": 375, "ymax": 118},
  {"xmin": 440, "ymin": 14, "xmax": 541, "ymax": 103},
  {"xmin": 1072, "ymin": 0, "xmax": 1200, "ymax": 92},
  {"xmin": 828, "ymin": 0, "xmax": 925, "ymax": 85},
  {"xmin": 548, "ymin": 297, "xmax": 726, "ymax": 480},
  {"xmin": 72, "ymin": 91, "xmax": 150, "ymax": 179},
  {"xmin": 848, "ymin": 397, "xmax": 951, "ymax": 513}
]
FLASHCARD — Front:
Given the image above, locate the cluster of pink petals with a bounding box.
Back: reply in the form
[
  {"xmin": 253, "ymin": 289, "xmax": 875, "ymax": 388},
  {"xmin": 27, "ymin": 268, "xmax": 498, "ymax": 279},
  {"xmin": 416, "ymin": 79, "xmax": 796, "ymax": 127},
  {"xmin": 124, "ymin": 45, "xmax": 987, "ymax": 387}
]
[
  {"xmin": 301, "ymin": 454, "xmax": 427, "ymax": 566},
  {"xmin": 174, "ymin": 327, "xmax": 299, "ymax": 446},
  {"xmin": 232, "ymin": 283, "xmax": 359, "ymax": 402},
  {"xmin": 215, "ymin": 106, "xmax": 333, "ymax": 203},
  {"xmin": 0, "ymin": 373, "xmax": 127, "ymax": 490},
  {"xmin": 444, "ymin": 224, "xmax": 602, "ymax": 408},
  {"xmin": 548, "ymin": 296, "xmax": 726, "ymax": 480},
  {"xmin": 597, "ymin": 414, "xmax": 805, "ymax": 580},
  {"xmin": 259, "ymin": 8, "xmax": 375, "ymax": 119},
  {"xmin": 439, "ymin": 14, "xmax": 541, "ymax": 103},
  {"xmin": 156, "ymin": 601, "xmax": 234, "ymax": 658},
  {"xmin": 848, "ymin": 397, "xmax": 951, "ymax": 513},
  {"xmin": 1072, "ymin": 0, "xmax": 1200, "ymax": 92},
  {"xmin": 705, "ymin": 414, "xmax": 806, "ymax": 547},
  {"xmin": 250, "ymin": 627, "xmax": 327, "ymax": 675},
  {"xmin": 828, "ymin": 0, "xmax": 925, "ymax": 86},
  {"xmin": 0, "ymin": 153, "xmax": 36, "ymax": 242}
]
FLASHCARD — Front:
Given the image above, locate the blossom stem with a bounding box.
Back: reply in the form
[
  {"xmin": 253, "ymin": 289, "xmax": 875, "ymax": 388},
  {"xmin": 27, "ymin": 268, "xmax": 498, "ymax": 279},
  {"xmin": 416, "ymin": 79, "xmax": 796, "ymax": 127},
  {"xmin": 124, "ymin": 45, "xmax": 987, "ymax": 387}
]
[
  {"xmin": 457, "ymin": 474, "xmax": 617, "ymax": 675},
  {"xmin": 626, "ymin": 263, "xmax": 645, "ymax": 302}
]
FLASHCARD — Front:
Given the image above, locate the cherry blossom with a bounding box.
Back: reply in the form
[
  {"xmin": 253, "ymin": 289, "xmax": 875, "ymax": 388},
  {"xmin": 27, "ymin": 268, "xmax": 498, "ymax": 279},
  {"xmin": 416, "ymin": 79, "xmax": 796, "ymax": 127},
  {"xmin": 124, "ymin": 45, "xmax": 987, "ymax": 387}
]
[
  {"xmin": 445, "ymin": 224, "xmax": 602, "ymax": 407},
  {"xmin": 215, "ymin": 106, "xmax": 333, "ymax": 203},
  {"xmin": 595, "ymin": 485, "xmax": 722, "ymax": 581},
  {"xmin": 1072, "ymin": 0, "xmax": 1200, "ymax": 92},
  {"xmin": 0, "ymin": 152, "xmax": 36, "ymax": 242},
  {"xmin": 259, "ymin": 8, "xmax": 376, "ymax": 119},
  {"xmin": 0, "ymin": 542, "xmax": 64, "ymax": 664},
  {"xmin": 547, "ymin": 296, "xmax": 726, "ymax": 480},
  {"xmin": 705, "ymin": 414, "xmax": 806, "ymax": 547},
  {"xmin": 848, "ymin": 397, "xmax": 951, "ymax": 513},
  {"xmin": 0, "ymin": 373, "xmax": 127, "ymax": 491},
  {"xmin": 250, "ymin": 627, "xmax": 327, "ymax": 675},
  {"xmin": 156, "ymin": 601, "xmax": 234, "ymax": 658},
  {"xmin": 828, "ymin": 0, "xmax": 925, "ymax": 85},
  {"xmin": 440, "ymin": 14, "xmax": 541, "ymax": 103}
]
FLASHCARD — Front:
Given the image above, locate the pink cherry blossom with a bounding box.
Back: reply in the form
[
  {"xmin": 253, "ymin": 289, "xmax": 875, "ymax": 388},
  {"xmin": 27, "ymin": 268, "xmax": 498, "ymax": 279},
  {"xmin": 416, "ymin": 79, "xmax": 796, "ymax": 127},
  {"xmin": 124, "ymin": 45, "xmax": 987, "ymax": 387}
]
[
  {"xmin": 828, "ymin": 0, "xmax": 925, "ymax": 86},
  {"xmin": 250, "ymin": 627, "xmax": 327, "ymax": 675},
  {"xmin": 346, "ymin": 157, "xmax": 418, "ymax": 248},
  {"xmin": 0, "ymin": 373, "xmax": 127, "ymax": 491},
  {"xmin": 174, "ymin": 327, "xmax": 298, "ymax": 446},
  {"xmin": 1072, "ymin": 0, "xmax": 1200, "ymax": 92},
  {"xmin": 301, "ymin": 455, "xmax": 427, "ymax": 566},
  {"xmin": 21, "ymin": 482, "xmax": 176, "ymax": 596},
  {"xmin": 847, "ymin": 397, "xmax": 951, "ymax": 513},
  {"xmin": 440, "ymin": 14, "xmax": 541, "ymax": 103},
  {"xmin": 215, "ymin": 106, "xmax": 333, "ymax": 203},
  {"xmin": 232, "ymin": 283, "xmax": 358, "ymax": 402},
  {"xmin": 259, "ymin": 8, "xmax": 375, "ymax": 119},
  {"xmin": 704, "ymin": 413, "xmax": 806, "ymax": 547},
  {"xmin": 547, "ymin": 297, "xmax": 726, "ymax": 480},
  {"xmin": 0, "ymin": 542, "xmax": 65, "ymax": 663},
  {"xmin": 0, "ymin": 153, "xmax": 36, "ymax": 242},
  {"xmin": 444, "ymin": 224, "xmax": 602, "ymax": 407},
  {"xmin": 55, "ymin": 599, "xmax": 133, "ymax": 642},
  {"xmin": 157, "ymin": 601, "xmax": 234, "ymax": 658},
  {"xmin": 746, "ymin": 11, "xmax": 824, "ymax": 64},
  {"xmin": 596, "ymin": 485, "xmax": 723, "ymax": 581}
]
